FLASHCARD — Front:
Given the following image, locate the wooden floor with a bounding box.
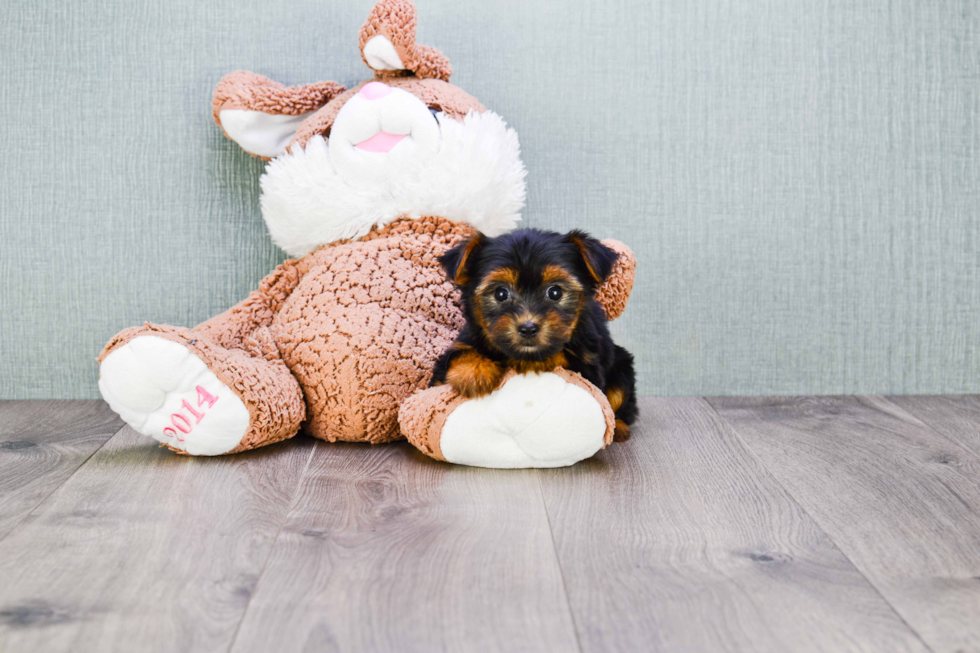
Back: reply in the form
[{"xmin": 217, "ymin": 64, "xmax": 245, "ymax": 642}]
[{"xmin": 1, "ymin": 397, "xmax": 978, "ymax": 653}]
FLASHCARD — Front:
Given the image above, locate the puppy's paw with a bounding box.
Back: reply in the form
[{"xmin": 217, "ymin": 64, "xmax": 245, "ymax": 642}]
[
  {"xmin": 446, "ymin": 351, "xmax": 503, "ymax": 398},
  {"xmin": 613, "ymin": 419, "xmax": 631, "ymax": 442}
]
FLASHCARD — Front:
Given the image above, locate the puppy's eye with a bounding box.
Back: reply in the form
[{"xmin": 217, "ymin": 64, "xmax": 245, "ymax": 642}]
[
  {"xmin": 494, "ymin": 287, "xmax": 510, "ymax": 302},
  {"xmin": 547, "ymin": 286, "xmax": 563, "ymax": 301}
]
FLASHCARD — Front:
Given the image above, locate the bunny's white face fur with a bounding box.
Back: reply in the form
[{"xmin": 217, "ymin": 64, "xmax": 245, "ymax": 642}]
[
  {"xmin": 258, "ymin": 95, "xmax": 526, "ymax": 257},
  {"xmin": 328, "ymin": 85, "xmax": 443, "ymax": 189}
]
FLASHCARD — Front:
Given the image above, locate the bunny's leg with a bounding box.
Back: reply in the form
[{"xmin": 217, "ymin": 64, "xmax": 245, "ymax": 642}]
[
  {"xmin": 98, "ymin": 258, "xmax": 312, "ymax": 455},
  {"xmin": 98, "ymin": 324, "xmax": 305, "ymax": 456}
]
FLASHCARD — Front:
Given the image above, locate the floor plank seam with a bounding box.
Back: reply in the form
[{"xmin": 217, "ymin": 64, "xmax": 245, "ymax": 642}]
[
  {"xmin": 700, "ymin": 397, "xmax": 940, "ymax": 653},
  {"xmin": 875, "ymin": 395, "xmax": 980, "ymax": 466},
  {"xmin": 535, "ymin": 473, "xmax": 585, "ymax": 653},
  {"xmin": 224, "ymin": 440, "xmax": 320, "ymax": 653},
  {"xmin": 0, "ymin": 422, "xmax": 127, "ymax": 546}
]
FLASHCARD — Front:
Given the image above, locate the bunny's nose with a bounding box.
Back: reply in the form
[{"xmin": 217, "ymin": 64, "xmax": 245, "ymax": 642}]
[{"xmin": 359, "ymin": 81, "xmax": 392, "ymax": 100}]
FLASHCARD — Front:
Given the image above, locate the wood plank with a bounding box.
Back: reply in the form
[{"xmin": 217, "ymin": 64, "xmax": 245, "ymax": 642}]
[
  {"xmin": 0, "ymin": 400, "xmax": 123, "ymax": 540},
  {"xmin": 709, "ymin": 395, "xmax": 980, "ymax": 653},
  {"xmin": 539, "ymin": 397, "xmax": 928, "ymax": 653},
  {"xmin": 230, "ymin": 441, "xmax": 579, "ymax": 653},
  {"xmin": 0, "ymin": 427, "xmax": 314, "ymax": 653},
  {"xmin": 887, "ymin": 395, "xmax": 980, "ymax": 458}
]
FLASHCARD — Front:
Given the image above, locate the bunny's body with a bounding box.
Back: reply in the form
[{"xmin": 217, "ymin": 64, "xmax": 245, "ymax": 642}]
[{"xmin": 97, "ymin": 0, "xmax": 635, "ymax": 466}]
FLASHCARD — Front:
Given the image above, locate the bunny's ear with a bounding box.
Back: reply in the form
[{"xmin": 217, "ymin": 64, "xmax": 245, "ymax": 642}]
[
  {"xmin": 212, "ymin": 71, "xmax": 344, "ymax": 159},
  {"xmin": 358, "ymin": 0, "xmax": 452, "ymax": 82}
]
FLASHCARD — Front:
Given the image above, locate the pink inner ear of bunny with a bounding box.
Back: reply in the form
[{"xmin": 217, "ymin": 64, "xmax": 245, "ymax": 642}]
[
  {"xmin": 595, "ymin": 240, "xmax": 636, "ymax": 321},
  {"xmin": 358, "ymin": 0, "xmax": 452, "ymax": 82}
]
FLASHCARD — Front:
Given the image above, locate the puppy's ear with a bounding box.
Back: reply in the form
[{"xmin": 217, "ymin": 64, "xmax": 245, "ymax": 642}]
[
  {"xmin": 565, "ymin": 229, "xmax": 619, "ymax": 284},
  {"xmin": 439, "ymin": 233, "xmax": 484, "ymax": 286}
]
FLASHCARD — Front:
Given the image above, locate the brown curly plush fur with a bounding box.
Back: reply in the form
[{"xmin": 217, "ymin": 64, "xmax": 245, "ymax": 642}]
[
  {"xmin": 99, "ymin": 215, "xmax": 634, "ymax": 452},
  {"xmin": 358, "ymin": 0, "xmax": 453, "ymax": 82}
]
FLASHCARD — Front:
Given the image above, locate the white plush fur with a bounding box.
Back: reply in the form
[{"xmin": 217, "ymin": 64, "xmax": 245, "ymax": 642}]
[
  {"xmin": 363, "ymin": 35, "xmax": 405, "ymax": 71},
  {"xmin": 99, "ymin": 336, "xmax": 250, "ymax": 456},
  {"xmin": 259, "ymin": 109, "xmax": 526, "ymax": 257},
  {"xmin": 328, "ymin": 87, "xmax": 443, "ymax": 189},
  {"xmin": 219, "ymin": 109, "xmax": 312, "ymax": 159},
  {"xmin": 439, "ymin": 373, "xmax": 607, "ymax": 468}
]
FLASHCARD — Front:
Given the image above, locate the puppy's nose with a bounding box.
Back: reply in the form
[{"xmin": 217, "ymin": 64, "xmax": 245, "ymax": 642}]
[
  {"xmin": 517, "ymin": 322, "xmax": 540, "ymax": 338},
  {"xmin": 359, "ymin": 81, "xmax": 392, "ymax": 100}
]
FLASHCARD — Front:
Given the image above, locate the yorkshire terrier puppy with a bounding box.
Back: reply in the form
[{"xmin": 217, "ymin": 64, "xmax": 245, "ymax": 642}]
[{"xmin": 430, "ymin": 228, "xmax": 638, "ymax": 441}]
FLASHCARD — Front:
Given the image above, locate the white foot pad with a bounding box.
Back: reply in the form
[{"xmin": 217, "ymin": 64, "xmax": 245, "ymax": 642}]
[
  {"xmin": 99, "ymin": 336, "xmax": 250, "ymax": 455},
  {"xmin": 440, "ymin": 372, "xmax": 607, "ymax": 468}
]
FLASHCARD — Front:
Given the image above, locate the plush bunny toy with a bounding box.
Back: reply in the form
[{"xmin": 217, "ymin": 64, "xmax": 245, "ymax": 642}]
[{"xmin": 97, "ymin": 0, "xmax": 636, "ymax": 468}]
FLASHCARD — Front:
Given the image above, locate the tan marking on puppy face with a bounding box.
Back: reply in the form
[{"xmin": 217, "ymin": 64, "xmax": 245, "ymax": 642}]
[
  {"xmin": 489, "ymin": 312, "xmax": 519, "ymax": 342},
  {"xmin": 541, "ymin": 264, "xmax": 585, "ymax": 335},
  {"xmin": 474, "ymin": 264, "xmax": 588, "ymax": 359},
  {"xmin": 483, "ymin": 298, "xmax": 577, "ymax": 359},
  {"xmin": 492, "ymin": 309, "xmax": 550, "ymax": 356},
  {"xmin": 474, "ymin": 268, "xmax": 518, "ymax": 338},
  {"xmin": 446, "ymin": 350, "xmax": 503, "ymax": 398},
  {"xmin": 472, "ymin": 290, "xmax": 495, "ymax": 335},
  {"xmin": 475, "ymin": 267, "xmax": 518, "ymax": 296},
  {"xmin": 542, "ymin": 265, "xmax": 583, "ymax": 294},
  {"xmin": 541, "ymin": 310, "xmax": 574, "ymax": 343}
]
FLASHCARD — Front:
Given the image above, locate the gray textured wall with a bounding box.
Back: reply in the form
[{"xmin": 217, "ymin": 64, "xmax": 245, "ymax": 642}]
[{"xmin": 2, "ymin": 0, "xmax": 979, "ymax": 399}]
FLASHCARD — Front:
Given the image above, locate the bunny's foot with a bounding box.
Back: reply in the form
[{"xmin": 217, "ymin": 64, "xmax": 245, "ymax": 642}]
[
  {"xmin": 98, "ymin": 325, "xmax": 305, "ymax": 455},
  {"xmin": 399, "ymin": 369, "xmax": 615, "ymax": 468}
]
